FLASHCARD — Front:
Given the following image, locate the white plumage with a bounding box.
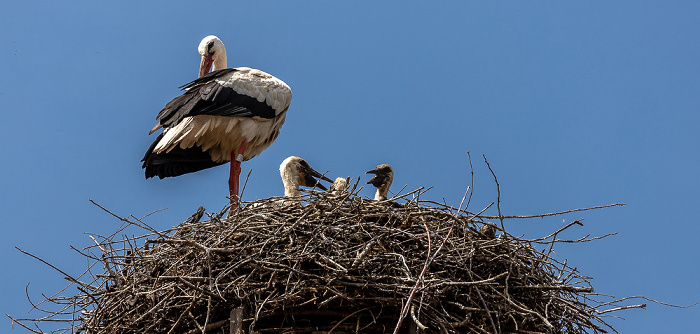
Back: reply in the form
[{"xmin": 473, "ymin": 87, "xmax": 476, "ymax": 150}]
[
  {"xmin": 330, "ymin": 177, "xmax": 350, "ymax": 196},
  {"xmin": 153, "ymin": 110, "xmax": 287, "ymax": 163}
]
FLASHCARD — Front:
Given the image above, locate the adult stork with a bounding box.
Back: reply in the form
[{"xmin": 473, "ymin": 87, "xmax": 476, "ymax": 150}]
[
  {"xmin": 142, "ymin": 35, "xmax": 292, "ymax": 206},
  {"xmin": 366, "ymin": 164, "xmax": 394, "ymax": 201}
]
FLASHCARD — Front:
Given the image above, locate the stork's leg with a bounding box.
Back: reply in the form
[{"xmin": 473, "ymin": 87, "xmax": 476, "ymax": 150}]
[{"xmin": 229, "ymin": 139, "xmax": 248, "ymax": 213}]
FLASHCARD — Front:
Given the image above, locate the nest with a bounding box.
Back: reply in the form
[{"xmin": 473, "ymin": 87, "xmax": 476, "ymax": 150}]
[{"xmin": 10, "ymin": 187, "xmax": 642, "ymax": 334}]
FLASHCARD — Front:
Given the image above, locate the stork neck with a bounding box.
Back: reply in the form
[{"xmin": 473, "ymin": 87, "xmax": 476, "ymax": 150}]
[
  {"xmin": 281, "ymin": 170, "xmax": 301, "ymax": 197},
  {"xmin": 374, "ymin": 188, "xmax": 388, "ymax": 201},
  {"xmin": 212, "ymin": 52, "xmax": 227, "ymax": 71},
  {"xmin": 285, "ymin": 187, "xmax": 302, "ymax": 197}
]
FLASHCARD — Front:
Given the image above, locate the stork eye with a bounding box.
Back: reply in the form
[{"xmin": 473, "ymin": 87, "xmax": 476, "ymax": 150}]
[{"xmin": 207, "ymin": 42, "xmax": 215, "ymax": 53}]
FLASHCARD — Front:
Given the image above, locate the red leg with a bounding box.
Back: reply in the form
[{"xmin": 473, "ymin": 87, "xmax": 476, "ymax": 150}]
[{"xmin": 229, "ymin": 139, "xmax": 248, "ymax": 213}]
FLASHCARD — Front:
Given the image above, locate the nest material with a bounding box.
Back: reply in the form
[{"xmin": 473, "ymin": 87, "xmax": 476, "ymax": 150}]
[{"xmin": 11, "ymin": 189, "xmax": 636, "ymax": 334}]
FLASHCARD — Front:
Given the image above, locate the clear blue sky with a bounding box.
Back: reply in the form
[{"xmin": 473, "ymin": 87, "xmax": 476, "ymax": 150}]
[{"xmin": 1, "ymin": 1, "xmax": 698, "ymax": 332}]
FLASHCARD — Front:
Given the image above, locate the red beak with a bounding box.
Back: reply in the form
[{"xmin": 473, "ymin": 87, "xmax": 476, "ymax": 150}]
[{"xmin": 199, "ymin": 55, "xmax": 213, "ymax": 78}]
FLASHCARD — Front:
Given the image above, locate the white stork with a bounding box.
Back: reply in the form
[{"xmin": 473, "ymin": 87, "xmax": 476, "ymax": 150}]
[
  {"xmin": 279, "ymin": 156, "xmax": 332, "ymax": 197},
  {"xmin": 365, "ymin": 164, "xmax": 394, "ymax": 201},
  {"xmin": 142, "ymin": 35, "xmax": 292, "ymax": 205}
]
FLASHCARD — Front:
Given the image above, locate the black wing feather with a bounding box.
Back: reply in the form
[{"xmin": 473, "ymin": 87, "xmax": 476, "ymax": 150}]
[
  {"xmin": 156, "ymin": 68, "xmax": 277, "ymax": 129},
  {"xmin": 141, "ymin": 133, "xmax": 225, "ymax": 179},
  {"xmin": 177, "ymin": 68, "xmax": 235, "ymax": 90}
]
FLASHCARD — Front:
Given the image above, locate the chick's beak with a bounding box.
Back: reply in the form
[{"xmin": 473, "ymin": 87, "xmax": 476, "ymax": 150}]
[
  {"xmin": 365, "ymin": 169, "xmax": 383, "ymax": 186},
  {"xmin": 303, "ymin": 167, "xmax": 332, "ymax": 190}
]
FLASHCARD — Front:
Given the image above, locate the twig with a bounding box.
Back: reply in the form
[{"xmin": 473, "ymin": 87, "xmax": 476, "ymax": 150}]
[{"xmin": 483, "ymin": 154, "xmax": 504, "ymax": 233}]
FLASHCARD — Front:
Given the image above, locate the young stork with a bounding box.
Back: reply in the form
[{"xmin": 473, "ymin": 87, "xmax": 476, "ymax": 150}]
[
  {"xmin": 279, "ymin": 156, "xmax": 332, "ymax": 197},
  {"xmin": 330, "ymin": 177, "xmax": 350, "ymax": 196},
  {"xmin": 142, "ymin": 35, "xmax": 292, "ymax": 205},
  {"xmin": 365, "ymin": 164, "xmax": 394, "ymax": 201}
]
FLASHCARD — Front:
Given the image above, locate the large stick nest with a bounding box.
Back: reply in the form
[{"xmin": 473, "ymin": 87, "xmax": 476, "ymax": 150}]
[{"xmin": 10, "ymin": 187, "xmax": 639, "ymax": 334}]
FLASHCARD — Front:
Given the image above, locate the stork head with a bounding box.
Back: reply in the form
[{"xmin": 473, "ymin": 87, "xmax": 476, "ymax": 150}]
[
  {"xmin": 366, "ymin": 164, "xmax": 394, "ymax": 188},
  {"xmin": 280, "ymin": 156, "xmax": 332, "ymax": 196},
  {"xmin": 198, "ymin": 35, "xmax": 227, "ymax": 77},
  {"xmin": 366, "ymin": 164, "xmax": 394, "ymax": 200}
]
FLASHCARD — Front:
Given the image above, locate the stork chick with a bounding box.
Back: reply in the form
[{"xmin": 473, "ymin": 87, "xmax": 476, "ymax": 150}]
[
  {"xmin": 480, "ymin": 223, "xmax": 497, "ymax": 239},
  {"xmin": 330, "ymin": 177, "xmax": 350, "ymax": 196},
  {"xmin": 366, "ymin": 164, "xmax": 394, "ymax": 201},
  {"xmin": 280, "ymin": 156, "xmax": 332, "ymax": 197}
]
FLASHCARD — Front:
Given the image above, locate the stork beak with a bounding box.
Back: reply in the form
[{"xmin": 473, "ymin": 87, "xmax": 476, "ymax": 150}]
[
  {"xmin": 303, "ymin": 167, "xmax": 332, "ymax": 190},
  {"xmin": 199, "ymin": 55, "xmax": 214, "ymax": 78},
  {"xmin": 303, "ymin": 173, "xmax": 328, "ymax": 190},
  {"xmin": 365, "ymin": 169, "xmax": 384, "ymax": 186}
]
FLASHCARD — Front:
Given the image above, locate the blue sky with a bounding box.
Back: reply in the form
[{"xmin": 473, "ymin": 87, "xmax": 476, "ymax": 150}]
[{"xmin": 1, "ymin": 1, "xmax": 699, "ymax": 332}]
